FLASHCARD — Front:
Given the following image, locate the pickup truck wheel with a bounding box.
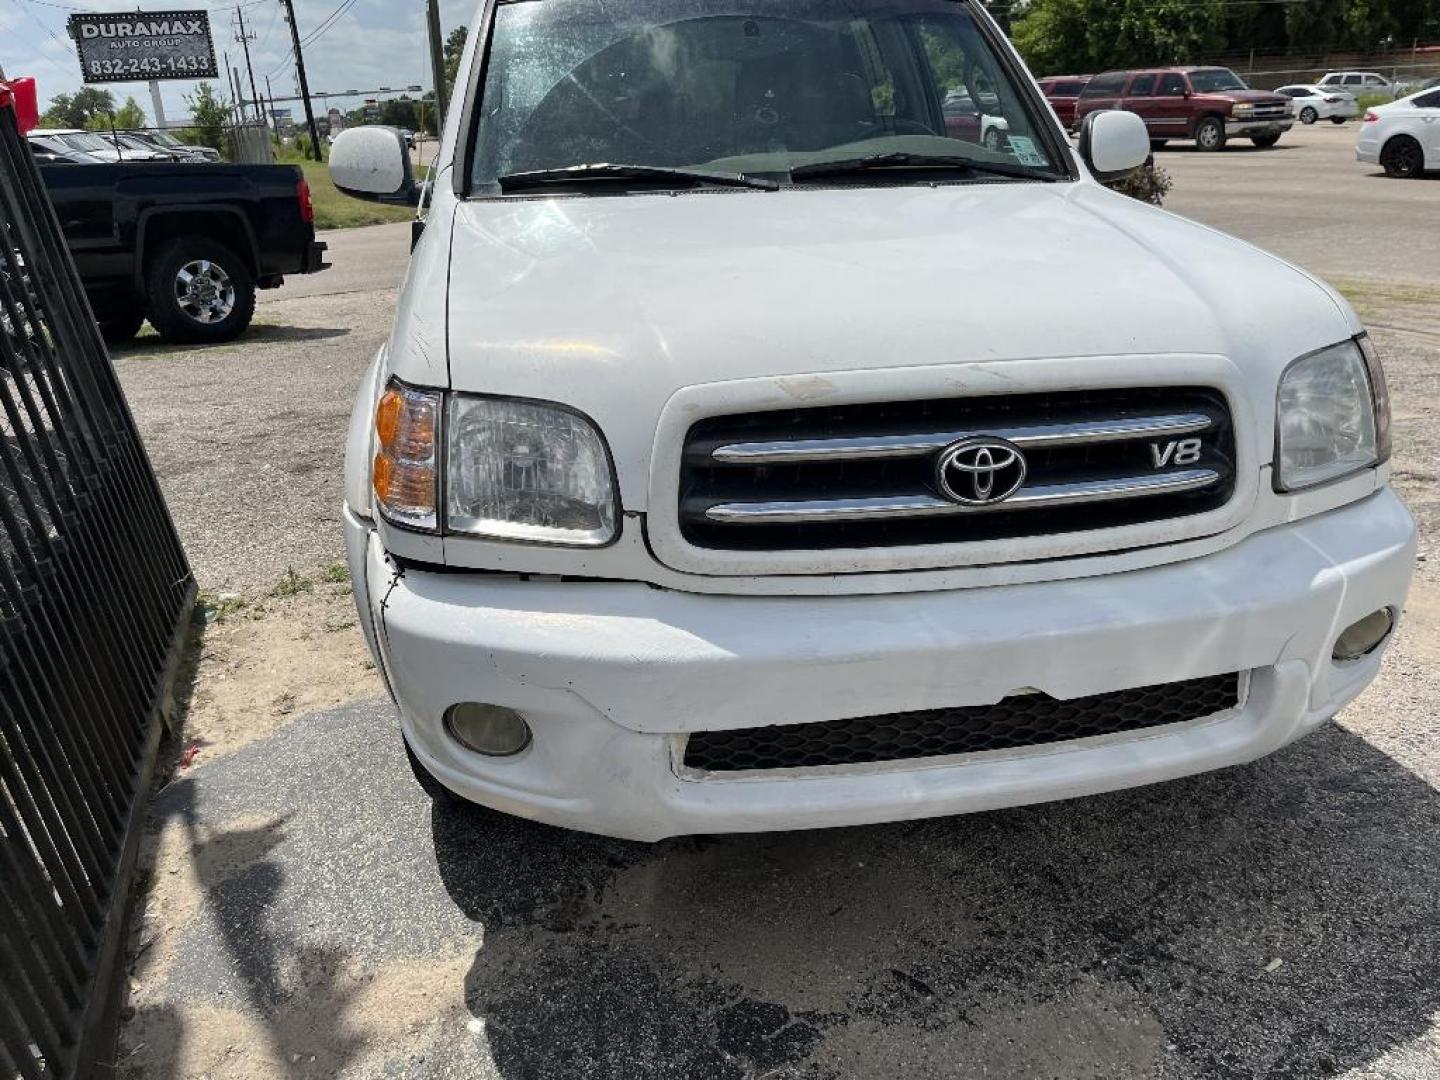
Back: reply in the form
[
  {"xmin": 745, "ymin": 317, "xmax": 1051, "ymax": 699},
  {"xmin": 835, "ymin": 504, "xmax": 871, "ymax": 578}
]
[
  {"xmin": 1250, "ymin": 133, "xmax": 1282, "ymax": 148},
  {"xmin": 1194, "ymin": 117, "xmax": 1226, "ymax": 151},
  {"xmin": 1298, "ymin": 107, "xmax": 1318, "ymax": 124},
  {"xmin": 145, "ymin": 237, "xmax": 255, "ymax": 344},
  {"xmin": 98, "ymin": 310, "xmax": 145, "ymax": 344},
  {"xmin": 1381, "ymin": 135, "xmax": 1424, "ymax": 178}
]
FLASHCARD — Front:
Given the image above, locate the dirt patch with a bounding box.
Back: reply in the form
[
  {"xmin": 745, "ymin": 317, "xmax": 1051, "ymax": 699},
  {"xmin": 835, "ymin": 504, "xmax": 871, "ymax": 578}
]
[
  {"xmin": 179, "ymin": 567, "xmax": 382, "ymax": 768},
  {"xmin": 121, "ymin": 950, "xmax": 475, "ymax": 1080},
  {"xmin": 594, "ymin": 832, "xmax": 967, "ymax": 1014},
  {"xmin": 813, "ymin": 981, "xmax": 1165, "ymax": 1079}
]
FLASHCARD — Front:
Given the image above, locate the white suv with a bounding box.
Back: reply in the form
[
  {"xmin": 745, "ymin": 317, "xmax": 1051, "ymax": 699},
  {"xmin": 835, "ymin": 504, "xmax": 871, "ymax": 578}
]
[
  {"xmin": 1318, "ymin": 71, "xmax": 1403, "ymax": 98},
  {"xmin": 330, "ymin": 0, "xmax": 1415, "ymax": 841}
]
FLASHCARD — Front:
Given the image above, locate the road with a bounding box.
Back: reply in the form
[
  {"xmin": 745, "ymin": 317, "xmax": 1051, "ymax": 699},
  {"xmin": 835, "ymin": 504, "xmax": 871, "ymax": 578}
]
[
  {"xmin": 1161, "ymin": 122, "xmax": 1440, "ymax": 285},
  {"xmin": 113, "ymin": 123, "xmax": 1440, "ymax": 1080}
]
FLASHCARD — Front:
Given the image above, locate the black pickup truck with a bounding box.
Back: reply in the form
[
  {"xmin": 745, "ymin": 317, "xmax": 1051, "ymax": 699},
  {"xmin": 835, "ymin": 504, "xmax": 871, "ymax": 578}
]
[{"xmin": 40, "ymin": 162, "xmax": 328, "ymax": 344}]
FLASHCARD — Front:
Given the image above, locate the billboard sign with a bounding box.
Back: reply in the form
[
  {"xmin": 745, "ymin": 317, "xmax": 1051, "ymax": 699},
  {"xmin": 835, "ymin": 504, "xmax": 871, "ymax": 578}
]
[{"xmin": 68, "ymin": 11, "xmax": 218, "ymax": 84}]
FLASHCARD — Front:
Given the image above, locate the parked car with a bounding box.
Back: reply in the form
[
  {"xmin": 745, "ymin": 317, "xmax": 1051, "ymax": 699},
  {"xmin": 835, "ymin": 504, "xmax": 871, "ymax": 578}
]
[
  {"xmin": 28, "ymin": 140, "xmax": 103, "ymax": 165},
  {"xmin": 1038, "ymin": 74, "xmax": 1091, "ymax": 128},
  {"xmin": 1274, "ymin": 84, "xmax": 1359, "ymax": 124},
  {"xmin": 1075, "ymin": 67, "xmax": 1293, "ymax": 150},
  {"xmin": 123, "ymin": 128, "xmax": 222, "ymax": 163},
  {"xmin": 28, "ymin": 128, "xmax": 160, "ymax": 163},
  {"xmin": 1356, "ymin": 86, "xmax": 1440, "ymax": 177},
  {"xmin": 329, "ymin": 0, "xmax": 1412, "ymax": 842},
  {"xmin": 39, "ymin": 161, "xmax": 328, "ymax": 342},
  {"xmin": 941, "ymin": 88, "xmax": 1009, "ymax": 150},
  {"xmin": 1317, "ymin": 71, "xmax": 1403, "ymax": 98}
]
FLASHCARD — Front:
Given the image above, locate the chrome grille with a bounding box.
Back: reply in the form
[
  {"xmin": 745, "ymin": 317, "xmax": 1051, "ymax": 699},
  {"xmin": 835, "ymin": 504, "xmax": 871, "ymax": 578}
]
[
  {"xmin": 678, "ymin": 388, "xmax": 1236, "ymax": 552},
  {"xmin": 1245, "ymin": 103, "xmax": 1291, "ymax": 121}
]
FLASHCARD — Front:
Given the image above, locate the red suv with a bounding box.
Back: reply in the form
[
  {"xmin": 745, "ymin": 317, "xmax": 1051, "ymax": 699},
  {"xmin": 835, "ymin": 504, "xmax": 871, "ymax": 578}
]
[
  {"xmin": 1074, "ymin": 67, "xmax": 1293, "ymax": 150},
  {"xmin": 1038, "ymin": 75, "xmax": 1092, "ymax": 129}
]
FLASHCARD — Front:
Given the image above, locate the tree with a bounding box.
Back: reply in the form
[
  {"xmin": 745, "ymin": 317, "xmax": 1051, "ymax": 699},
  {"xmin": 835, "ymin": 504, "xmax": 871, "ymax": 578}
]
[
  {"xmin": 444, "ymin": 26, "xmax": 468, "ymax": 98},
  {"xmin": 1012, "ymin": 0, "xmax": 1440, "ymax": 75},
  {"xmin": 380, "ymin": 96, "xmax": 419, "ymax": 130},
  {"xmin": 85, "ymin": 96, "xmax": 146, "ymax": 131},
  {"xmin": 183, "ymin": 82, "xmax": 232, "ymax": 153},
  {"xmin": 41, "ymin": 87, "xmax": 116, "ymax": 128},
  {"xmin": 1011, "ymin": 0, "xmax": 1229, "ymax": 76}
]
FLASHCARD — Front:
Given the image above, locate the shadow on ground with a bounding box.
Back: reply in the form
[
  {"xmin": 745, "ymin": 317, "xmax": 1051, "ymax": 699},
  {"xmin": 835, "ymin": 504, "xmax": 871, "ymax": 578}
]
[
  {"xmin": 112, "ymin": 324, "xmax": 350, "ymax": 356},
  {"xmin": 112, "ymin": 700, "xmax": 1440, "ymax": 1080},
  {"xmin": 433, "ymin": 724, "xmax": 1440, "ymax": 1079}
]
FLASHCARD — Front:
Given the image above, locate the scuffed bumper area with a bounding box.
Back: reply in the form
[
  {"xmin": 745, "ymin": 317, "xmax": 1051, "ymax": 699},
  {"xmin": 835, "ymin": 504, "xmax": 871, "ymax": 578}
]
[{"xmin": 351, "ymin": 490, "xmax": 1415, "ymax": 840}]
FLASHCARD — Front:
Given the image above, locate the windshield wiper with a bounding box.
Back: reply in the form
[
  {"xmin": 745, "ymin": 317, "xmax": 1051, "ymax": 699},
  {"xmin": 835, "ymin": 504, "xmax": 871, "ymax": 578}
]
[
  {"xmin": 789, "ymin": 152, "xmax": 1060, "ymax": 183},
  {"xmin": 496, "ymin": 163, "xmax": 778, "ymax": 192}
]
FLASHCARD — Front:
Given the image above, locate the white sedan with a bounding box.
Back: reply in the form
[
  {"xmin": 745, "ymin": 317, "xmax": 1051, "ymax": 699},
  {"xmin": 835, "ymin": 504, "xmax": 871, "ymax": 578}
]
[
  {"xmin": 1275, "ymin": 84, "xmax": 1359, "ymax": 125},
  {"xmin": 1357, "ymin": 87, "xmax": 1440, "ymax": 178}
]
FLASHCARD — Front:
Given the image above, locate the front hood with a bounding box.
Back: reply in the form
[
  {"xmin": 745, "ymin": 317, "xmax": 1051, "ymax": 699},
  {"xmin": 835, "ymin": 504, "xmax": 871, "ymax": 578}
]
[{"xmin": 437, "ymin": 182, "xmax": 1353, "ymax": 508}]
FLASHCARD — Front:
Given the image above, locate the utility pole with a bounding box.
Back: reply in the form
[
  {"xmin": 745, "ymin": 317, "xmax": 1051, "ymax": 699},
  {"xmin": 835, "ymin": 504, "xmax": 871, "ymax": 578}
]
[
  {"xmin": 280, "ymin": 0, "xmax": 323, "ymax": 160},
  {"xmin": 425, "ymin": 0, "xmax": 448, "ymax": 132},
  {"xmin": 265, "ymin": 75, "xmax": 278, "ymax": 134},
  {"xmin": 235, "ymin": 6, "xmax": 261, "ymax": 123},
  {"xmin": 223, "ymin": 49, "xmax": 238, "ymax": 108}
]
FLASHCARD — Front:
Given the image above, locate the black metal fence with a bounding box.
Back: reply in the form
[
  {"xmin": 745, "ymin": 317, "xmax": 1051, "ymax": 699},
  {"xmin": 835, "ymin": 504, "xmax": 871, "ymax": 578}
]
[{"xmin": 0, "ymin": 98, "xmax": 194, "ymax": 1078}]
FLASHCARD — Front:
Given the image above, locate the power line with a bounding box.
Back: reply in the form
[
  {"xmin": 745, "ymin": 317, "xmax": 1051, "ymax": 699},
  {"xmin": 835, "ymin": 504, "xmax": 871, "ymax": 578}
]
[
  {"xmin": 298, "ymin": 0, "xmax": 360, "ymax": 49},
  {"xmin": 264, "ymin": 0, "xmax": 362, "ymax": 81}
]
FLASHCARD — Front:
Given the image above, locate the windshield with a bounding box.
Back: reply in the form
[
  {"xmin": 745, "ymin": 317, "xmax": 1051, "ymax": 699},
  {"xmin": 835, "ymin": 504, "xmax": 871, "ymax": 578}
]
[
  {"xmin": 148, "ymin": 132, "xmax": 182, "ymax": 147},
  {"xmin": 1189, "ymin": 69, "xmax": 1248, "ymax": 93},
  {"xmin": 469, "ymin": 0, "xmax": 1060, "ymax": 191},
  {"xmin": 57, "ymin": 132, "xmax": 114, "ymax": 153}
]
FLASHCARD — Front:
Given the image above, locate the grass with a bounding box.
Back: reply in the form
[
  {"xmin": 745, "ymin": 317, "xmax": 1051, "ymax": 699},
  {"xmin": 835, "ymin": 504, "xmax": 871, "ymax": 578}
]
[
  {"xmin": 196, "ymin": 589, "xmax": 248, "ymax": 624},
  {"xmin": 269, "ymin": 567, "xmax": 314, "ymax": 599},
  {"xmin": 1353, "ymin": 92, "xmax": 1394, "ymax": 112},
  {"xmin": 295, "ymin": 159, "xmax": 415, "ymax": 231},
  {"xmin": 1330, "ymin": 277, "xmax": 1440, "ymax": 321},
  {"xmin": 321, "ymin": 561, "xmax": 350, "ymax": 585}
]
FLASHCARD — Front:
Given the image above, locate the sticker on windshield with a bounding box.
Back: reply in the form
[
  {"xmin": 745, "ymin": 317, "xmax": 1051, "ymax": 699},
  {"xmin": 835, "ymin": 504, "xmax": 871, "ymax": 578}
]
[{"xmin": 1007, "ymin": 135, "xmax": 1047, "ymax": 168}]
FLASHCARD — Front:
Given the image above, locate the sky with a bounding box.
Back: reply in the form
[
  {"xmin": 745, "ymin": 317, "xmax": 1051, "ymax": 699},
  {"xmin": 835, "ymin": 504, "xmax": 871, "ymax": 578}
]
[{"xmin": 1, "ymin": 0, "xmax": 477, "ymax": 124}]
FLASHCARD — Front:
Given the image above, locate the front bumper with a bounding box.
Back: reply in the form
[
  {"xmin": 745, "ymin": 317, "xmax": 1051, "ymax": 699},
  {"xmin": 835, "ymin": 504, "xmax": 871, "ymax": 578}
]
[
  {"xmin": 350, "ymin": 490, "xmax": 1415, "ymax": 840},
  {"xmin": 1226, "ymin": 118, "xmax": 1295, "ymax": 136}
]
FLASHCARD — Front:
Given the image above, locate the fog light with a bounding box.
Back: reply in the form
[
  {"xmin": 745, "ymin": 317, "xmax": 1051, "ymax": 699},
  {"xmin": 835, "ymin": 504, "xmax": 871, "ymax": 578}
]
[
  {"xmin": 444, "ymin": 703, "xmax": 532, "ymax": 757},
  {"xmin": 1332, "ymin": 608, "xmax": 1395, "ymax": 662}
]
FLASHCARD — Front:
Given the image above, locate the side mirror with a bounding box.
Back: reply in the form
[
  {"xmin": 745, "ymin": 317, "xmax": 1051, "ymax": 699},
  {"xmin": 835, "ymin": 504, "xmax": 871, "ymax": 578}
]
[
  {"xmin": 329, "ymin": 126, "xmax": 420, "ymax": 206},
  {"xmin": 1078, "ymin": 109, "xmax": 1150, "ymax": 182}
]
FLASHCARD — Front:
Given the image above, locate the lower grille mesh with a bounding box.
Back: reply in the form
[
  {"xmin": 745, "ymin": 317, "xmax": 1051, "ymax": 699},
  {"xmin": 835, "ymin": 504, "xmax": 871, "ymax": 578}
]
[{"xmin": 683, "ymin": 673, "xmax": 1242, "ymax": 773}]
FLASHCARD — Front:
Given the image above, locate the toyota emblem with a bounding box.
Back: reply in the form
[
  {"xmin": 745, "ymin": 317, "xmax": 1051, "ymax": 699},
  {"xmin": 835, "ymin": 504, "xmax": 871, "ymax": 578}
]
[{"xmin": 935, "ymin": 437, "xmax": 1027, "ymax": 506}]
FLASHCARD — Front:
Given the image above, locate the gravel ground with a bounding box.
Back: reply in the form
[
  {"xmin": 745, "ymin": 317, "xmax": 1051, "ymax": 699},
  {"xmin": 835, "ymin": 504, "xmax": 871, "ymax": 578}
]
[
  {"xmin": 113, "ymin": 126, "xmax": 1440, "ymax": 1079},
  {"xmin": 114, "ymin": 224, "xmax": 410, "ymax": 594}
]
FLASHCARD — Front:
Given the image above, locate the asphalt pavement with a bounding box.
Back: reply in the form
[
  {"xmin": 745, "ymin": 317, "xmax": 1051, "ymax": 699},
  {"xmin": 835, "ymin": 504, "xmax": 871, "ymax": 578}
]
[
  {"xmin": 114, "ymin": 122, "xmax": 1440, "ymax": 1080},
  {"xmin": 1161, "ymin": 122, "xmax": 1440, "ymax": 285}
]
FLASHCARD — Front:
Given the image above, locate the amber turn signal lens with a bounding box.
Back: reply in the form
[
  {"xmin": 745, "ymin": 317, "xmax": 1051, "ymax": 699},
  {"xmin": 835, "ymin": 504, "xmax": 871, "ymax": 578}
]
[
  {"xmin": 373, "ymin": 382, "xmax": 440, "ymax": 530},
  {"xmin": 375, "ymin": 389, "xmax": 404, "ymax": 448}
]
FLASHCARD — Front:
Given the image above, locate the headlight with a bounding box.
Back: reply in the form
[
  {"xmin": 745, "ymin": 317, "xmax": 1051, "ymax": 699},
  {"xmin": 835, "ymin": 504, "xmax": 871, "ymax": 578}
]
[
  {"xmin": 373, "ymin": 381, "xmax": 440, "ymax": 529},
  {"xmin": 1232, "ymin": 103, "xmax": 1255, "ymax": 116},
  {"xmin": 1275, "ymin": 338, "xmax": 1390, "ymax": 492},
  {"xmin": 446, "ymin": 396, "xmax": 618, "ymax": 546}
]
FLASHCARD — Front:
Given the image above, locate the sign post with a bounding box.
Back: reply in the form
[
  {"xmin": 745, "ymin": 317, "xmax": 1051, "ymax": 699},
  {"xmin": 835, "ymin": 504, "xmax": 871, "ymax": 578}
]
[{"xmin": 148, "ymin": 79, "xmax": 167, "ymax": 127}]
